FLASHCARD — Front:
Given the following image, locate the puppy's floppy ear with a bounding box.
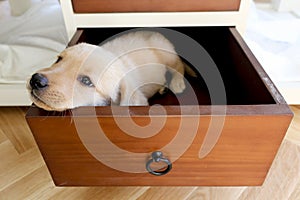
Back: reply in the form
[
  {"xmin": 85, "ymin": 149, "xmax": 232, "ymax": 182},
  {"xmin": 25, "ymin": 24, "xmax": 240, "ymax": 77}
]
[
  {"xmin": 85, "ymin": 46, "xmax": 123, "ymax": 105},
  {"xmin": 94, "ymin": 75, "xmax": 122, "ymax": 105},
  {"xmin": 109, "ymin": 84, "xmax": 121, "ymax": 104},
  {"xmin": 95, "ymin": 69, "xmax": 121, "ymax": 105}
]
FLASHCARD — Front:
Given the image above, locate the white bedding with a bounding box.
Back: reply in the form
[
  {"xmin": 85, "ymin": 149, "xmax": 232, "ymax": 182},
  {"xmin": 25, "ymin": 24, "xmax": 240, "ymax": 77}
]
[
  {"xmin": 0, "ymin": 0, "xmax": 68, "ymax": 84},
  {"xmin": 245, "ymin": 3, "xmax": 300, "ymax": 83}
]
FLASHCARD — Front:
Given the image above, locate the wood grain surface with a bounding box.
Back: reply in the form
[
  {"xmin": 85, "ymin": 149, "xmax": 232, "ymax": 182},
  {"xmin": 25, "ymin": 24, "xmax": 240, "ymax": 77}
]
[
  {"xmin": 26, "ymin": 113, "xmax": 292, "ymax": 186},
  {"xmin": 71, "ymin": 0, "xmax": 241, "ymax": 13}
]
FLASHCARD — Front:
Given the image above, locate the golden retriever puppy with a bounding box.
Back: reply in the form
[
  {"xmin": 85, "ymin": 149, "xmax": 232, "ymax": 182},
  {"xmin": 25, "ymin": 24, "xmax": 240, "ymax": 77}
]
[{"xmin": 27, "ymin": 31, "xmax": 196, "ymax": 111}]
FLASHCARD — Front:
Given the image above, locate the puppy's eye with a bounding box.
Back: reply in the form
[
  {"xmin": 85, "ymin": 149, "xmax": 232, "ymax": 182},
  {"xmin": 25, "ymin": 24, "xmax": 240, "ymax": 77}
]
[
  {"xmin": 55, "ymin": 56, "xmax": 63, "ymax": 64},
  {"xmin": 78, "ymin": 75, "xmax": 94, "ymax": 87}
]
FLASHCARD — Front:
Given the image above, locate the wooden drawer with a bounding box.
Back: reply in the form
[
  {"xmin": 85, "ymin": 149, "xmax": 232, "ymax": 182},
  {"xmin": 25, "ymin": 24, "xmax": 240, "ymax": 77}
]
[
  {"xmin": 71, "ymin": 0, "xmax": 241, "ymax": 13},
  {"xmin": 26, "ymin": 26, "xmax": 293, "ymax": 186}
]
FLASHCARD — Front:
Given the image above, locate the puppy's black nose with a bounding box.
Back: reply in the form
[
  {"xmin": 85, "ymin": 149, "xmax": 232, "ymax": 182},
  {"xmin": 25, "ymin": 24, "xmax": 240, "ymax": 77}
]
[{"xmin": 30, "ymin": 73, "xmax": 48, "ymax": 90}]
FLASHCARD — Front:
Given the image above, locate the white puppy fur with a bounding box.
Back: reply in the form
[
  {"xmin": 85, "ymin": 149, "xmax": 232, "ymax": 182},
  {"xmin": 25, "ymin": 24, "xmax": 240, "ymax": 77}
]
[{"xmin": 27, "ymin": 31, "xmax": 196, "ymax": 111}]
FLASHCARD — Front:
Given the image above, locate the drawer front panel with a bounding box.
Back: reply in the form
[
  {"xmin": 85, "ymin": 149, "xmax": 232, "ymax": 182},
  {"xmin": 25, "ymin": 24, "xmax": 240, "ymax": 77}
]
[
  {"xmin": 71, "ymin": 0, "xmax": 241, "ymax": 13},
  {"xmin": 26, "ymin": 114, "xmax": 291, "ymax": 186}
]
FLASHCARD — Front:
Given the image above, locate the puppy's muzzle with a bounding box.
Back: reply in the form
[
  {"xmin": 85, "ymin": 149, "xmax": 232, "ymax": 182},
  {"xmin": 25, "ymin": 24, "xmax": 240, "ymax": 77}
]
[{"xmin": 29, "ymin": 73, "xmax": 49, "ymax": 90}]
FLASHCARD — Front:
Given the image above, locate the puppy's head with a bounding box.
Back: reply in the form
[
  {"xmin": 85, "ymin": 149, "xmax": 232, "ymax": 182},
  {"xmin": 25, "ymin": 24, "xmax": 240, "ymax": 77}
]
[{"xmin": 27, "ymin": 43, "xmax": 121, "ymax": 111}]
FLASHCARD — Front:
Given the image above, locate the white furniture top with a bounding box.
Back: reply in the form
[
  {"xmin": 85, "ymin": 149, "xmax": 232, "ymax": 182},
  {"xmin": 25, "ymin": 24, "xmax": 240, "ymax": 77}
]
[{"xmin": 60, "ymin": 0, "xmax": 251, "ymax": 40}]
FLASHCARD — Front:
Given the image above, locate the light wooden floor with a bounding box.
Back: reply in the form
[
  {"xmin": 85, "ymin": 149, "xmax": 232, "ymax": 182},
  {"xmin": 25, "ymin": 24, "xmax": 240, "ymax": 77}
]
[{"xmin": 0, "ymin": 106, "xmax": 299, "ymax": 200}]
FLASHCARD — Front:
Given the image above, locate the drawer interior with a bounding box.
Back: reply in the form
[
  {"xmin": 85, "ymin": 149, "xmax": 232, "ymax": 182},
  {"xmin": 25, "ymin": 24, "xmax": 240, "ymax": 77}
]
[{"xmin": 71, "ymin": 27, "xmax": 276, "ymax": 106}]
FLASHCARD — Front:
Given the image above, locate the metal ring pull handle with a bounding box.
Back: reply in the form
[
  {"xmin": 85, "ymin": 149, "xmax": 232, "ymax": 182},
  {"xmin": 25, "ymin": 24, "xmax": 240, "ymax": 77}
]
[{"xmin": 146, "ymin": 151, "xmax": 172, "ymax": 176}]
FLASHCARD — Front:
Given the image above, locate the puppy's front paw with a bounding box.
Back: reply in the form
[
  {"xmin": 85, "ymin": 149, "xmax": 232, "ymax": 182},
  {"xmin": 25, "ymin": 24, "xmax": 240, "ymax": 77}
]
[{"xmin": 170, "ymin": 76, "xmax": 185, "ymax": 94}]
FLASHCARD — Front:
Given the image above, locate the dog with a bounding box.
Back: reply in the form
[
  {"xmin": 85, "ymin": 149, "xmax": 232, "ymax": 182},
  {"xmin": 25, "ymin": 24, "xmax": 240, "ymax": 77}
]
[{"xmin": 27, "ymin": 31, "xmax": 196, "ymax": 111}]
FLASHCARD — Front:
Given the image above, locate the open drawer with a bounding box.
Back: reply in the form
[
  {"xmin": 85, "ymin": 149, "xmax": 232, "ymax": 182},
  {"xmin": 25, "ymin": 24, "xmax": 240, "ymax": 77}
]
[{"xmin": 26, "ymin": 26, "xmax": 293, "ymax": 186}]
